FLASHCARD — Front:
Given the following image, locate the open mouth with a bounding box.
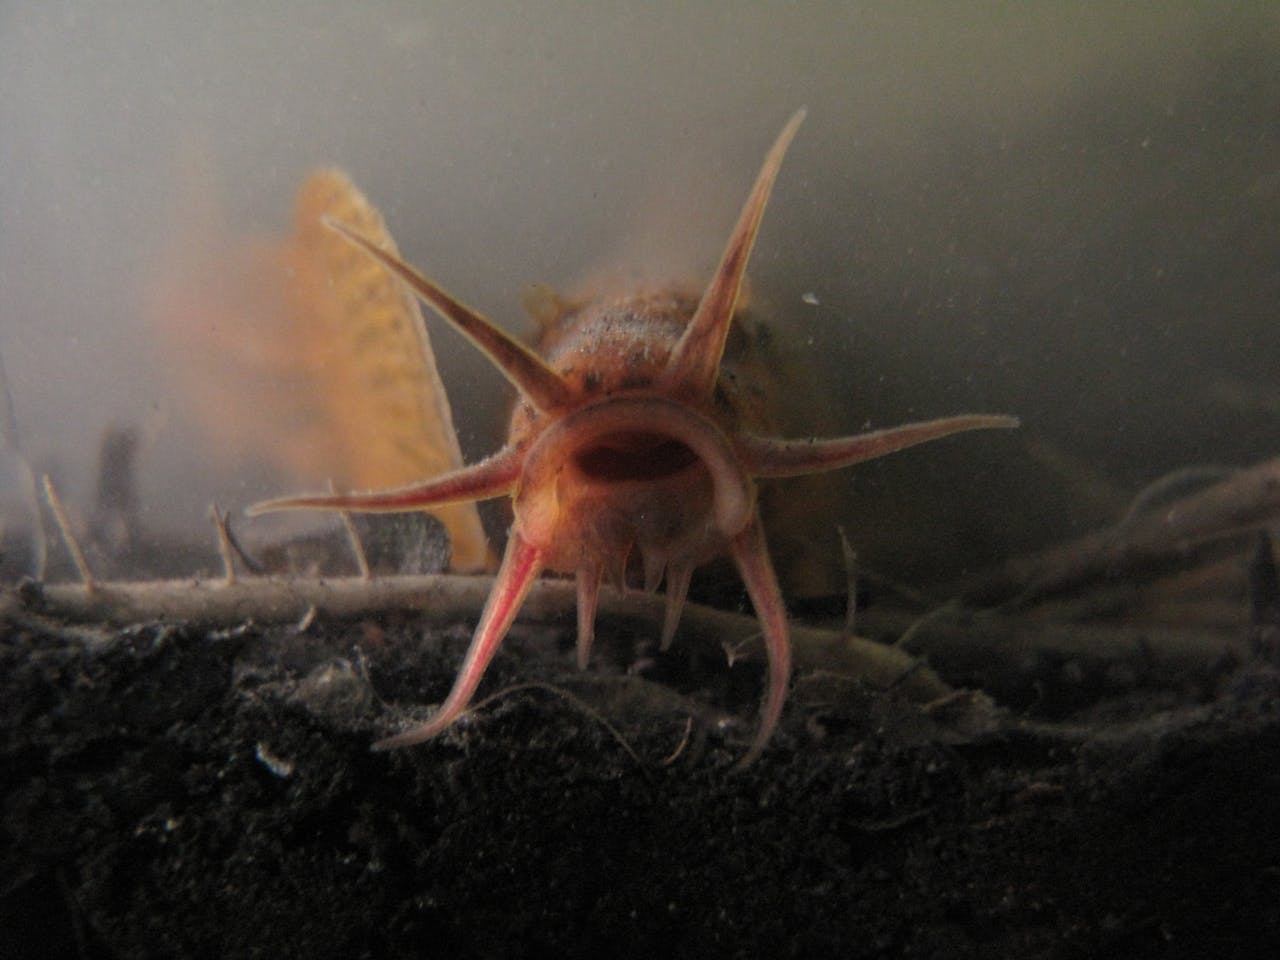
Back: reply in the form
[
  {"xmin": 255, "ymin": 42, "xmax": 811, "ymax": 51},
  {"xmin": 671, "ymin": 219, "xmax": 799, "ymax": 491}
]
[
  {"xmin": 572, "ymin": 434, "xmax": 700, "ymax": 484},
  {"xmin": 517, "ymin": 395, "xmax": 755, "ymax": 540}
]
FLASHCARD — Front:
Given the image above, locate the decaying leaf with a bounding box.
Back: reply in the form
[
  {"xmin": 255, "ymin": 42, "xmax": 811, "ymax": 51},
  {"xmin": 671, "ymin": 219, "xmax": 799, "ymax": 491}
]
[{"xmin": 148, "ymin": 165, "xmax": 490, "ymax": 571}]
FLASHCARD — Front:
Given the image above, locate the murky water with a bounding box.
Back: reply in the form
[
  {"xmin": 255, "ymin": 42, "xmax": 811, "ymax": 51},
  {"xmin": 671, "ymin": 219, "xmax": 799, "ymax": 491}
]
[{"xmin": 2, "ymin": 2, "xmax": 1277, "ymax": 583}]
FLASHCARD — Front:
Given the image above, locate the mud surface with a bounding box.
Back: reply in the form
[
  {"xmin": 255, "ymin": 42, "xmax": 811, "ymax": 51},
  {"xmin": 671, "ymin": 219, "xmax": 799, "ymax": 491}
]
[{"xmin": 3, "ymin": 600, "xmax": 1280, "ymax": 959}]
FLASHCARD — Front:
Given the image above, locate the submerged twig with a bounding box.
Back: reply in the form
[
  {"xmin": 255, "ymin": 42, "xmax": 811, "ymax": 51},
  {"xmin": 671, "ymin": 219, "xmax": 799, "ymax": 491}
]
[
  {"xmin": 469, "ymin": 681, "xmax": 648, "ymax": 772},
  {"xmin": 0, "ymin": 352, "xmax": 48, "ymax": 578},
  {"xmin": 660, "ymin": 717, "xmax": 695, "ymax": 767},
  {"xmin": 208, "ymin": 504, "xmax": 237, "ymax": 586},
  {"xmin": 3, "ymin": 572, "xmax": 953, "ymax": 702},
  {"xmin": 862, "ymin": 606, "xmax": 1246, "ymax": 692},
  {"xmin": 1117, "ymin": 465, "xmax": 1237, "ymax": 531},
  {"xmin": 330, "ymin": 479, "xmax": 371, "ymax": 580},
  {"xmin": 960, "ymin": 454, "xmax": 1280, "ymax": 605},
  {"xmin": 220, "ymin": 518, "xmax": 266, "ymax": 575},
  {"xmin": 838, "ymin": 525, "xmax": 858, "ymax": 637},
  {"xmin": 41, "ymin": 475, "xmax": 95, "ymax": 593},
  {"xmin": 339, "ymin": 511, "xmax": 371, "ymax": 580},
  {"xmin": 893, "ymin": 599, "xmax": 961, "ymax": 649}
]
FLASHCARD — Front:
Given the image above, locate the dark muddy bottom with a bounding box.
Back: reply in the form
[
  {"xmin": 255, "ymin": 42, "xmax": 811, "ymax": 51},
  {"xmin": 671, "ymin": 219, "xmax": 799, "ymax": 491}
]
[{"xmin": 3, "ymin": 600, "xmax": 1279, "ymax": 959}]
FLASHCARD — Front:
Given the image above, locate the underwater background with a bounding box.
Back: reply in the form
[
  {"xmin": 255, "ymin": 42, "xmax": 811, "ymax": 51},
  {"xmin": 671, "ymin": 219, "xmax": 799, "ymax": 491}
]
[{"xmin": 3, "ymin": 1, "xmax": 1278, "ymax": 585}]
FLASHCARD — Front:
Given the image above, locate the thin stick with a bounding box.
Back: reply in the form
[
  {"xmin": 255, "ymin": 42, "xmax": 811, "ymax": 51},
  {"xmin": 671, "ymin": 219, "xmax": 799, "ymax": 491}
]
[
  {"xmin": 208, "ymin": 504, "xmax": 237, "ymax": 586},
  {"xmin": 4, "ymin": 573, "xmax": 953, "ymax": 702},
  {"xmin": 221, "ymin": 519, "xmax": 266, "ymax": 575},
  {"xmin": 894, "ymin": 599, "xmax": 961, "ymax": 649},
  {"xmin": 958, "ymin": 453, "xmax": 1280, "ymax": 605},
  {"xmin": 838, "ymin": 526, "xmax": 858, "ymax": 637},
  {"xmin": 294, "ymin": 604, "xmax": 318, "ymax": 633},
  {"xmin": 339, "ymin": 512, "xmax": 371, "ymax": 580},
  {"xmin": 0, "ymin": 351, "xmax": 47, "ymax": 578},
  {"xmin": 41, "ymin": 475, "xmax": 95, "ymax": 593},
  {"xmin": 330, "ymin": 481, "xmax": 371, "ymax": 580},
  {"xmin": 660, "ymin": 717, "xmax": 694, "ymax": 767},
  {"xmin": 469, "ymin": 680, "xmax": 648, "ymax": 772}
]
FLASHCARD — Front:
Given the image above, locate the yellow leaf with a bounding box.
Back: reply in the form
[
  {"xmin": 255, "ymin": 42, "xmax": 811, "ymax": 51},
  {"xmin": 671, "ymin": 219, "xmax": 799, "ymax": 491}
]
[{"xmin": 149, "ymin": 164, "xmax": 491, "ymax": 572}]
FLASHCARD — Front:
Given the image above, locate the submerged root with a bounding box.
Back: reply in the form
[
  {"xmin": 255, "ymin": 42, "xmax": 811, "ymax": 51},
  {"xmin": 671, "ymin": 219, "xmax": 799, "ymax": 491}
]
[{"xmin": 2, "ymin": 572, "xmax": 952, "ymax": 704}]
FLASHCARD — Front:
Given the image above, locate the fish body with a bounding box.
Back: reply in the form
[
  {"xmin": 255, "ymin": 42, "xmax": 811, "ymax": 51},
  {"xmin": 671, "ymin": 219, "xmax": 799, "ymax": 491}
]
[{"xmin": 253, "ymin": 112, "xmax": 1017, "ymax": 764}]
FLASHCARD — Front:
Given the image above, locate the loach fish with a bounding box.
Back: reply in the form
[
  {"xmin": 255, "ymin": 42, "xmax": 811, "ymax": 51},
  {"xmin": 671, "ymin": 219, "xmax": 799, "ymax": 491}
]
[{"xmin": 252, "ymin": 110, "xmax": 1018, "ymax": 765}]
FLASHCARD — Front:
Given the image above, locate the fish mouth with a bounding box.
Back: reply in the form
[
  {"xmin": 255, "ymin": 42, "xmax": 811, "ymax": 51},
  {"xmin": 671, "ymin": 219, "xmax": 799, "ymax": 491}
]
[
  {"xmin": 516, "ymin": 395, "xmax": 756, "ymax": 545},
  {"xmin": 572, "ymin": 433, "xmax": 700, "ymax": 484}
]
